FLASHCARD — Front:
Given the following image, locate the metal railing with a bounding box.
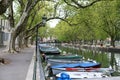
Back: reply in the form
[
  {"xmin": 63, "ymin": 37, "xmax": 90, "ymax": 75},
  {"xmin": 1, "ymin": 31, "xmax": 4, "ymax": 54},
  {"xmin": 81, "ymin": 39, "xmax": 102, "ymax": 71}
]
[
  {"xmin": 37, "ymin": 46, "xmax": 46, "ymax": 80},
  {"xmin": 33, "ymin": 54, "xmax": 37, "ymax": 80},
  {"xmin": 33, "ymin": 45, "xmax": 46, "ymax": 80}
]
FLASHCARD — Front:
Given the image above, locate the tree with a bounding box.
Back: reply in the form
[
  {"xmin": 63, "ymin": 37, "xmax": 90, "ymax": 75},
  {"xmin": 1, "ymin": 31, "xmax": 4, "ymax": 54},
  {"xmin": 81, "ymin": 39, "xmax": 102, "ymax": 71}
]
[
  {"xmin": 63, "ymin": 0, "xmax": 102, "ymax": 9},
  {"xmin": 96, "ymin": 0, "xmax": 120, "ymax": 47},
  {"xmin": 53, "ymin": 0, "xmax": 120, "ymax": 47},
  {"xmin": 2, "ymin": 0, "xmax": 105, "ymax": 53},
  {"xmin": 0, "ymin": 0, "xmax": 13, "ymax": 15},
  {"xmin": 8, "ymin": 0, "xmax": 41, "ymax": 52},
  {"xmin": 8, "ymin": 0, "xmax": 61, "ymax": 52}
]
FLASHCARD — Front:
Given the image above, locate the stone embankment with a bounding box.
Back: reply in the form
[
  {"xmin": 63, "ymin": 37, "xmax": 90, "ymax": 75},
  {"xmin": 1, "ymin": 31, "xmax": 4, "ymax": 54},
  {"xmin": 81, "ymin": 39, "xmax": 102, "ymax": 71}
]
[{"xmin": 82, "ymin": 45, "xmax": 120, "ymax": 53}]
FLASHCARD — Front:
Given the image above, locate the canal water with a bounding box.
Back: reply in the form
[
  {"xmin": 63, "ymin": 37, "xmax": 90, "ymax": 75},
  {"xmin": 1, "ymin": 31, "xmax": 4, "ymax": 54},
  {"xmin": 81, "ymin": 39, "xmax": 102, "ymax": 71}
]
[{"xmin": 58, "ymin": 45, "xmax": 120, "ymax": 76}]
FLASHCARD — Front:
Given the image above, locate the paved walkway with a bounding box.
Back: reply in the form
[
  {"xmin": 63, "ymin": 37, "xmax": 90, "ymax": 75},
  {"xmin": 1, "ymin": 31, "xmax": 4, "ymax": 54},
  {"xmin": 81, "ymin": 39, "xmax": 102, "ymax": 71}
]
[{"xmin": 0, "ymin": 46, "xmax": 34, "ymax": 80}]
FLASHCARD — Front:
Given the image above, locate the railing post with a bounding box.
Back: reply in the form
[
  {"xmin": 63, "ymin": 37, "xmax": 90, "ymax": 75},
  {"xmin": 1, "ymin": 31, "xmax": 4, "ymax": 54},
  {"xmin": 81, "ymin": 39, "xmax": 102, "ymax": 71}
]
[
  {"xmin": 37, "ymin": 46, "xmax": 46, "ymax": 80},
  {"xmin": 33, "ymin": 26, "xmax": 38, "ymax": 80},
  {"xmin": 33, "ymin": 25, "xmax": 46, "ymax": 80}
]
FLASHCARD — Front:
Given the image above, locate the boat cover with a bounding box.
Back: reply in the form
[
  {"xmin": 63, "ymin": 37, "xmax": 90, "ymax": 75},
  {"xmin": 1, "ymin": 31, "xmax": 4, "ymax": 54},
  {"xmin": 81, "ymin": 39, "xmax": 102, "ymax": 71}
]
[{"xmin": 51, "ymin": 61, "xmax": 100, "ymax": 68}]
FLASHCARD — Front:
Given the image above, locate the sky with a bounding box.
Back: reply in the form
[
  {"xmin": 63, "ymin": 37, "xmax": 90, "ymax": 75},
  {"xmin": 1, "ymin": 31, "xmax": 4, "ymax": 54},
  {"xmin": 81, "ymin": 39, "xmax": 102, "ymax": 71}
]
[{"xmin": 48, "ymin": 19, "xmax": 60, "ymax": 28}]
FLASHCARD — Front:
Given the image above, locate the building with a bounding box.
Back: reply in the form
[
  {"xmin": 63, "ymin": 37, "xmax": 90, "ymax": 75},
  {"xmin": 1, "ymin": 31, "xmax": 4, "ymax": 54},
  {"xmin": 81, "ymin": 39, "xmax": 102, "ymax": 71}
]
[{"xmin": 0, "ymin": 19, "xmax": 11, "ymax": 47}]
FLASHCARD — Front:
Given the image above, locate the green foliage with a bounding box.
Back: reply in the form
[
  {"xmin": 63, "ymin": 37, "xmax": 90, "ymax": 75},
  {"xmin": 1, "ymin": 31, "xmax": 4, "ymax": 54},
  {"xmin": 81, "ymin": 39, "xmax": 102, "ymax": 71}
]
[
  {"xmin": 53, "ymin": 0, "xmax": 120, "ymax": 44},
  {"xmin": 11, "ymin": 0, "xmax": 120, "ymax": 45}
]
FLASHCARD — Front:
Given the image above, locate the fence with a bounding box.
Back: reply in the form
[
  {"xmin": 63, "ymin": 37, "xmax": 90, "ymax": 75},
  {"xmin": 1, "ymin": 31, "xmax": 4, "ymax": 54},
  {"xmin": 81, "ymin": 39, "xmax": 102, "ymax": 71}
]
[{"xmin": 33, "ymin": 42, "xmax": 46, "ymax": 80}]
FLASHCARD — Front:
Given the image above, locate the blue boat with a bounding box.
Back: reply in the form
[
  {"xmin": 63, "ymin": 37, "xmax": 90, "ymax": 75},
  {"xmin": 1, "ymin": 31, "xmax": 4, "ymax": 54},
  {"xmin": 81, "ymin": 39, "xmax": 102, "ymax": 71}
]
[
  {"xmin": 51, "ymin": 67, "xmax": 114, "ymax": 75},
  {"xmin": 48, "ymin": 61, "xmax": 101, "ymax": 75},
  {"xmin": 51, "ymin": 61, "xmax": 101, "ymax": 68}
]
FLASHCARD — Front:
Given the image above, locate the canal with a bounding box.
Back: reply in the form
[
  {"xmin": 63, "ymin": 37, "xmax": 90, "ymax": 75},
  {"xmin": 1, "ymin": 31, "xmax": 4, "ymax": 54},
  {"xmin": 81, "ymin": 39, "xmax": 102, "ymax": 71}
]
[{"xmin": 57, "ymin": 45, "xmax": 120, "ymax": 76}]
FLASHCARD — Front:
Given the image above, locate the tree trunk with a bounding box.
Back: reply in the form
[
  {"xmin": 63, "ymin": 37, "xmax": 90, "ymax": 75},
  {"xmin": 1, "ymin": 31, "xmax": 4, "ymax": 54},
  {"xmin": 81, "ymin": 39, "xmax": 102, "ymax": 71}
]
[
  {"xmin": 7, "ymin": 2, "xmax": 15, "ymax": 53},
  {"xmin": 8, "ymin": 0, "xmax": 41, "ymax": 53},
  {"xmin": 12, "ymin": 34, "xmax": 16, "ymax": 51},
  {"xmin": 8, "ymin": 33, "xmax": 12, "ymax": 53},
  {"xmin": 110, "ymin": 36, "xmax": 115, "ymax": 47},
  {"xmin": 30, "ymin": 37, "xmax": 34, "ymax": 45},
  {"xmin": 8, "ymin": 31, "xmax": 18, "ymax": 53},
  {"xmin": 8, "ymin": 12, "xmax": 29, "ymax": 52},
  {"xmin": 110, "ymin": 53, "xmax": 115, "ymax": 69},
  {"xmin": 18, "ymin": 33, "xmax": 24, "ymax": 49},
  {"xmin": 24, "ymin": 37, "xmax": 29, "ymax": 47},
  {"xmin": 8, "ymin": 2, "xmax": 14, "ymax": 28}
]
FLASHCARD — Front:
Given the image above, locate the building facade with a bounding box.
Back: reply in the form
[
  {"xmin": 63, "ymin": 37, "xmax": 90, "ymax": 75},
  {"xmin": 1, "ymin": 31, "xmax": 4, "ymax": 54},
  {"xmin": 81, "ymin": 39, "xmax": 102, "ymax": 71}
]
[{"xmin": 0, "ymin": 19, "xmax": 11, "ymax": 47}]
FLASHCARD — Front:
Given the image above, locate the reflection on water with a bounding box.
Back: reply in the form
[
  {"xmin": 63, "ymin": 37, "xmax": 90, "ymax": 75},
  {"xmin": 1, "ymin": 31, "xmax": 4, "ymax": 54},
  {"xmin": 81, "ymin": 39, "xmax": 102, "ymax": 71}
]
[{"xmin": 59, "ymin": 46, "xmax": 120, "ymax": 76}]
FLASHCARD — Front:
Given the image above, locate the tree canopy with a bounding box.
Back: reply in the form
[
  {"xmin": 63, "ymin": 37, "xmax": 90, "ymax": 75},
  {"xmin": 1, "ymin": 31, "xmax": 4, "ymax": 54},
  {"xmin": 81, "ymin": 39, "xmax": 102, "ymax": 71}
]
[
  {"xmin": 0, "ymin": 0, "xmax": 120, "ymax": 52},
  {"xmin": 51, "ymin": 0, "xmax": 120, "ymax": 47}
]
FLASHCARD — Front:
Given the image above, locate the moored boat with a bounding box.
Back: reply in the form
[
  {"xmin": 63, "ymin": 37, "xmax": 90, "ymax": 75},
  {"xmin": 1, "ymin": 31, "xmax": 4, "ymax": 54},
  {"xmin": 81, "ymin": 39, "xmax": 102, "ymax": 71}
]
[
  {"xmin": 49, "ymin": 61, "xmax": 101, "ymax": 75},
  {"xmin": 51, "ymin": 67, "xmax": 114, "ymax": 75},
  {"xmin": 39, "ymin": 45, "xmax": 61, "ymax": 55},
  {"xmin": 51, "ymin": 61, "xmax": 101, "ymax": 68},
  {"xmin": 46, "ymin": 59, "xmax": 82, "ymax": 66},
  {"xmin": 39, "ymin": 44, "xmax": 61, "ymax": 61},
  {"xmin": 56, "ymin": 72, "xmax": 109, "ymax": 80},
  {"xmin": 45, "ymin": 54, "xmax": 82, "ymax": 61}
]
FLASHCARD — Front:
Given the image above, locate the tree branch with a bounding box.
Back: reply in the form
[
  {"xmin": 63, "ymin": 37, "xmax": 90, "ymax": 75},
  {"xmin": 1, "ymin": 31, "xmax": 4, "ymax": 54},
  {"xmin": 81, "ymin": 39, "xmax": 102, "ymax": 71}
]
[
  {"xmin": 18, "ymin": 0, "xmax": 25, "ymax": 7},
  {"xmin": 47, "ymin": 17, "xmax": 78, "ymax": 26},
  {"xmin": 8, "ymin": 2, "xmax": 14, "ymax": 28},
  {"xmin": 64, "ymin": 0, "xmax": 79, "ymax": 9},
  {"xmin": 64, "ymin": 0, "xmax": 102, "ymax": 9}
]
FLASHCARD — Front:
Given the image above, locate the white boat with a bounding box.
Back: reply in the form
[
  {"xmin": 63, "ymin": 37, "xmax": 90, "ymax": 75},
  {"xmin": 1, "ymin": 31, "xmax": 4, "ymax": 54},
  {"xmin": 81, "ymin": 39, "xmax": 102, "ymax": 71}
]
[
  {"xmin": 52, "ymin": 67, "xmax": 114, "ymax": 75},
  {"xmin": 56, "ymin": 72, "xmax": 109, "ymax": 79}
]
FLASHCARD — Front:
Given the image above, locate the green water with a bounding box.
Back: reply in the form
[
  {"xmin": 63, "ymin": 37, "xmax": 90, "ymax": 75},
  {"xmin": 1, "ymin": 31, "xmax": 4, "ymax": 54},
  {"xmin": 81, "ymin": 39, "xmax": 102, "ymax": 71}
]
[{"xmin": 58, "ymin": 46, "xmax": 120, "ymax": 76}]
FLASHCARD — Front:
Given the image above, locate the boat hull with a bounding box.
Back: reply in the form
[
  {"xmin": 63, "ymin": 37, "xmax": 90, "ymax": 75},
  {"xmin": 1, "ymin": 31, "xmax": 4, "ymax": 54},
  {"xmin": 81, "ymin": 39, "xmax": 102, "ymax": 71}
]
[
  {"xmin": 39, "ymin": 44, "xmax": 61, "ymax": 55},
  {"xmin": 47, "ymin": 59, "xmax": 82, "ymax": 66},
  {"xmin": 56, "ymin": 72, "xmax": 108, "ymax": 79},
  {"xmin": 50, "ymin": 61, "xmax": 101, "ymax": 75},
  {"xmin": 51, "ymin": 67, "xmax": 113, "ymax": 75},
  {"xmin": 45, "ymin": 55, "xmax": 82, "ymax": 61}
]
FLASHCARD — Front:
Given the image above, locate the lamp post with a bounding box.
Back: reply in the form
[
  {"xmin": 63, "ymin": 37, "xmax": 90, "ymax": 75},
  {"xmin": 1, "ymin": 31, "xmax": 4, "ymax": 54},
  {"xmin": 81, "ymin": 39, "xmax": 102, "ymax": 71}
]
[
  {"xmin": 33, "ymin": 15, "xmax": 47, "ymax": 80},
  {"xmin": 42, "ymin": 14, "xmax": 47, "ymax": 27},
  {"xmin": 36, "ymin": 15, "xmax": 47, "ymax": 61},
  {"xmin": 36, "ymin": 15, "xmax": 47, "ymax": 53}
]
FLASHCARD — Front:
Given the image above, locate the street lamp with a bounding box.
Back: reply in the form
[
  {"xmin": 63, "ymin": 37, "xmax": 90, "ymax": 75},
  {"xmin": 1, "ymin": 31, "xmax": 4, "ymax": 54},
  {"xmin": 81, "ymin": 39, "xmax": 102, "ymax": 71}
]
[
  {"xmin": 33, "ymin": 15, "xmax": 47, "ymax": 80},
  {"xmin": 42, "ymin": 14, "xmax": 47, "ymax": 26},
  {"xmin": 36, "ymin": 14, "xmax": 47, "ymax": 56}
]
